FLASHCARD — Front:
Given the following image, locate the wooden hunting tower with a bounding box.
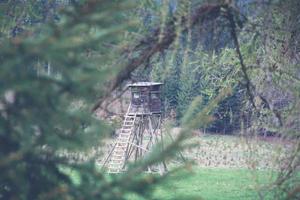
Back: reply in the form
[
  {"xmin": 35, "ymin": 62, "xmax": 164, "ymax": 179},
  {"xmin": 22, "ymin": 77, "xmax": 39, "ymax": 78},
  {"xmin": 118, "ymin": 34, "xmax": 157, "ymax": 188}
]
[
  {"xmin": 128, "ymin": 82, "xmax": 163, "ymax": 115},
  {"xmin": 102, "ymin": 82, "xmax": 167, "ymax": 173}
]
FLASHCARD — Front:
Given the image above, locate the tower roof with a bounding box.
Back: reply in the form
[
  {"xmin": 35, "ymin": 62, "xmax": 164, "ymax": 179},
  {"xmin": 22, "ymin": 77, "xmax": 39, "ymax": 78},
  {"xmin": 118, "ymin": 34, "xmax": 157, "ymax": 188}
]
[{"xmin": 128, "ymin": 82, "xmax": 163, "ymax": 87}]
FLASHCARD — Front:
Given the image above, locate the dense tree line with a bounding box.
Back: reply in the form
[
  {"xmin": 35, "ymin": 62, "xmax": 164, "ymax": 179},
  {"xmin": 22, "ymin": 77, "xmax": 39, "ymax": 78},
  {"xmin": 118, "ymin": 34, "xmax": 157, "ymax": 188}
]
[{"xmin": 128, "ymin": 0, "xmax": 300, "ymax": 137}]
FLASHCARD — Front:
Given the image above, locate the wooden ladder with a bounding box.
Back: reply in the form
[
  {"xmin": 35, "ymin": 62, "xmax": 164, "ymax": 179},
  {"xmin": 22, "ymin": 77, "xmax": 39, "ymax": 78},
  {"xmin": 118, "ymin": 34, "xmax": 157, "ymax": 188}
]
[{"xmin": 107, "ymin": 112, "xmax": 136, "ymax": 173}]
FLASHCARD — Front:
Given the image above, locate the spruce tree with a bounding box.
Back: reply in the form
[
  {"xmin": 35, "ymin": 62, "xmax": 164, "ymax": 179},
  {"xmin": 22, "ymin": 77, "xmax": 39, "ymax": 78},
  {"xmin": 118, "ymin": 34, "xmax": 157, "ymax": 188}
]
[{"xmin": 0, "ymin": 1, "xmax": 189, "ymax": 199}]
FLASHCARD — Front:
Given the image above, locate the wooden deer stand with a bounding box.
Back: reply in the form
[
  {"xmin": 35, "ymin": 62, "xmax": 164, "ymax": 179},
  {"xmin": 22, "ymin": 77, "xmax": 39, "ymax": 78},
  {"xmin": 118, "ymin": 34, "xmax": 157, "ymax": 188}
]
[{"xmin": 102, "ymin": 82, "xmax": 167, "ymax": 173}]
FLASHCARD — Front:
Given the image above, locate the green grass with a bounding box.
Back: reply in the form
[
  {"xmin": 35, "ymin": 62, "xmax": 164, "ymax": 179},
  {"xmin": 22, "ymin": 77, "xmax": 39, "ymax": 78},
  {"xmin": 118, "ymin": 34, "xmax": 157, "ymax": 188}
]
[
  {"xmin": 61, "ymin": 165, "xmax": 287, "ymax": 200},
  {"xmin": 152, "ymin": 168, "xmax": 275, "ymax": 200}
]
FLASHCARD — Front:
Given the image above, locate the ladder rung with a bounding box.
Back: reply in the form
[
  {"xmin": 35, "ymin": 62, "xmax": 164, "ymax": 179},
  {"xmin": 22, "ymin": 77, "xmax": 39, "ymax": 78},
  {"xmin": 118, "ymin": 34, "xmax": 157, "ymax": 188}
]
[
  {"xmin": 110, "ymin": 162, "xmax": 123, "ymax": 164},
  {"xmin": 118, "ymin": 136, "xmax": 129, "ymax": 139},
  {"xmin": 111, "ymin": 158, "xmax": 124, "ymax": 161},
  {"xmin": 112, "ymin": 150, "xmax": 125, "ymax": 154},
  {"xmin": 118, "ymin": 134, "xmax": 131, "ymax": 139},
  {"xmin": 117, "ymin": 141, "xmax": 128, "ymax": 144},
  {"xmin": 124, "ymin": 123, "xmax": 134, "ymax": 125},
  {"xmin": 116, "ymin": 144, "xmax": 127, "ymax": 147},
  {"xmin": 116, "ymin": 142, "xmax": 128, "ymax": 145},
  {"xmin": 108, "ymin": 170, "xmax": 121, "ymax": 173},
  {"xmin": 117, "ymin": 140, "xmax": 129, "ymax": 143},
  {"xmin": 113, "ymin": 149, "xmax": 124, "ymax": 152},
  {"xmin": 108, "ymin": 166, "xmax": 122, "ymax": 169},
  {"xmin": 109, "ymin": 163, "xmax": 122, "ymax": 166},
  {"xmin": 113, "ymin": 152, "xmax": 124, "ymax": 155},
  {"xmin": 119, "ymin": 135, "xmax": 130, "ymax": 137},
  {"xmin": 120, "ymin": 131, "xmax": 131, "ymax": 134},
  {"xmin": 115, "ymin": 146, "xmax": 126, "ymax": 149},
  {"xmin": 111, "ymin": 157, "xmax": 123, "ymax": 160},
  {"xmin": 112, "ymin": 154, "xmax": 123, "ymax": 157},
  {"xmin": 113, "ymin": 150, "xmax": 125, "ymax": 153},
  {"xmin": 110, "ymin": 160, "xmax": 123, "ymax": 163},
  {"xmin": 117, "ymin": 140, "xmax": 128, "ymax": 142},
  {"xmin": 114, "ymin": 149, "xmax": 126, "ymax": 152},
  {"xmin": 119, "ymin": 136, "xmax": 130, "ymax": 138},
  {"xmin": 119, "ymin": 135, "xmax": 130, "ymax": 138},
  {"xmin": 125, "ymin": 116, "xmax": 134, "ymax": 118},
  {"xmin": 110, "ymin": 162, "xmax": 123, "ymax": 165},
  {"xmin": 118, "ymin": 135, "xmax": 130, "ymax": 138},
  {"xmin": 115, "ymin": 144, "xmax": 126, "ymax": 147},
  {"xmin": 114, "ymin": 147, "xmax": 126, "ymax": 150},
  {"xmin": 117, "ymin": 141, "xmax": 129, "ymax": 143},
  {"xmin": 119, "ymin": 134, "xmax": 130, "ymax": 137},
  {"xmin": 118, "ymin": 137, "xmax": 129, "ymax": 140}
]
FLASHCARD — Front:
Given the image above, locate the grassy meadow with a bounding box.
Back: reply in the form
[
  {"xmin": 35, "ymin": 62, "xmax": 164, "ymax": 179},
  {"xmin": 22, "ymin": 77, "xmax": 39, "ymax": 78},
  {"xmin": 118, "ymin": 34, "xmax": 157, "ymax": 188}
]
[
  {"xmin": 153, "ymin": 168, "xmax": 276, "ymax": 200},
  {"xmin": 124, "ymin": 134, "xmax": 294, "ymax": 199},
  {"xmin": 63, "ymin": 134, "xmax": 293, "ymax": 199}
]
